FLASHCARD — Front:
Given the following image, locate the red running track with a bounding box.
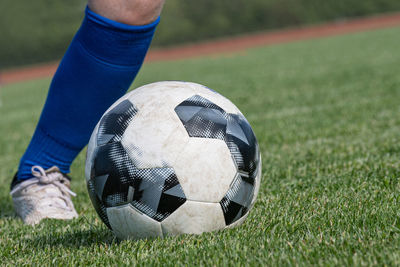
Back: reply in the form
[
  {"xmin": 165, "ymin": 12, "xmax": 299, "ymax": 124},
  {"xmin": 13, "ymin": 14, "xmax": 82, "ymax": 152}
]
[{"xmin": 1, "ymin": 12, "xmax": 400, "ymax": 85}]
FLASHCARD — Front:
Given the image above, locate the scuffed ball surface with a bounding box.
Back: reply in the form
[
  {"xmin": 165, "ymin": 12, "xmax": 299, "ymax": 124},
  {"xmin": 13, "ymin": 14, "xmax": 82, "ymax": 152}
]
[{"xmin": 85, "ymin": 81, "xmax": 261, "ymax": 239}]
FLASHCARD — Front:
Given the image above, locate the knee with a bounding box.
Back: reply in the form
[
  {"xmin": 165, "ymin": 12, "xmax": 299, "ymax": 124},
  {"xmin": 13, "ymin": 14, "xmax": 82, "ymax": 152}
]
[
  {"xmin": 122, "ymin": 0, "xmax": 166, "ymax": 25},
  {"xmin": 88, "ymin": 0, "xmax": 166, "ymax": 26}
]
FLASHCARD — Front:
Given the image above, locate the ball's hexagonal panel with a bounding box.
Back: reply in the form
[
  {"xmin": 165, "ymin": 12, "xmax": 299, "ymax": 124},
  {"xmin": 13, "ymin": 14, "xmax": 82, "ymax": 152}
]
[
  {"xmin": 161, "ymin": 200, "xmax": 226, "ymax": 235},
  {"xmin": 128, "ymin": 81, "xmax": 197, "ymax": 111},
  {"xmin": 121, "ymin": 108, "xmax": 189, "ymax": 169},
  {"xmin": 175, "ymin": 94, "xmax": 261, "ymax": 184},
  {"xmin": 173, "ymin": 138, "xmax": 237, "ymax": 202},
  {"xmin": 107, "ymin": 204, "xmax": 162, "ymax": 240},
  {"xmin": 119, "ymin": 82, "xmax": 196, "ymax": 169}
]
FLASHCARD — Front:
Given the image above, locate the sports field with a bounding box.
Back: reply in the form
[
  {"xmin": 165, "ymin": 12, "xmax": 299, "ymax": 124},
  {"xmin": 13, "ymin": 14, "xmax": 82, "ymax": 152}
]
[{"xmin": 1, "ymin": 26, "xmax": 400, "ymax": 265}]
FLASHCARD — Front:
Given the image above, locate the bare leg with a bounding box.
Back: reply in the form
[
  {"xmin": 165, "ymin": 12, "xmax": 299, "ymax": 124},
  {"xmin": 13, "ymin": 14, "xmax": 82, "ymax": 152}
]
[{"xmin": 88, "ymin": 0, "xmax": 166, "ymax": 25}]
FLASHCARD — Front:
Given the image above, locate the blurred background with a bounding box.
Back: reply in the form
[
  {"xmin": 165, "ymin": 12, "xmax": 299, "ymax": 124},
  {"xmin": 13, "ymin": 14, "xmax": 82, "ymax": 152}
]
[
  {"xmin": 1, "ymin": 0, "xmax": 400, "ymax": 70},
  {"xmin": 1, "ymin": 1, "xmax": 400, "ymax": 264}
]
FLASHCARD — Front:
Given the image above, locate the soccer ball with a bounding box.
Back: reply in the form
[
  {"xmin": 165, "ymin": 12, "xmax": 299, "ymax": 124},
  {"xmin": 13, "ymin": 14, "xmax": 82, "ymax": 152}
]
[{"xmin": 85, "ymin": 81, "xmax": 261, "ymax": 239}]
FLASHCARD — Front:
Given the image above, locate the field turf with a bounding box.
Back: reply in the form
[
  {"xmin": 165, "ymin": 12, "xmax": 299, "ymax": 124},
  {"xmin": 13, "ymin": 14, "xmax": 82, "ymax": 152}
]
[{"xmin": 1, "ymin": 26, "xmax": 400, "ymax": 265}]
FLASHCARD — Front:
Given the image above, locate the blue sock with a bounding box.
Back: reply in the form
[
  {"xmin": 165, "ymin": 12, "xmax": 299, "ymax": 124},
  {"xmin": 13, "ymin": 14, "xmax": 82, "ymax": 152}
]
[{"xmin": 17, "ymin": 7, "xmax": 159, "ymax": 180}]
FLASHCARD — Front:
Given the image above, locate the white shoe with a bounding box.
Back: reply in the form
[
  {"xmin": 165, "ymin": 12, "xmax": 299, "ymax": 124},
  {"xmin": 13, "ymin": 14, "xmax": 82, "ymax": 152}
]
[{"xmin": 10, "ymin": 166, "xmax": 78, "ymax": 225}]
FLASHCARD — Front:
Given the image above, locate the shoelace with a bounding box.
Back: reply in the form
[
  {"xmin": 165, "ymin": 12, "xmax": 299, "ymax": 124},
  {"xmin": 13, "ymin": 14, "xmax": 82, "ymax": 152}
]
[{"xmin": 10, "ymin": 166, "xmax": 76, "ymax": 211}]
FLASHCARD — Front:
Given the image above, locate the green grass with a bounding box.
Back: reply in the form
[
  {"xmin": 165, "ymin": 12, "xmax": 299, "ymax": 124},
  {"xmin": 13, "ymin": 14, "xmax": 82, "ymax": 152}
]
[{"xmin": 1, "ymin": 26, "xmax": 400, "ymax": 265}]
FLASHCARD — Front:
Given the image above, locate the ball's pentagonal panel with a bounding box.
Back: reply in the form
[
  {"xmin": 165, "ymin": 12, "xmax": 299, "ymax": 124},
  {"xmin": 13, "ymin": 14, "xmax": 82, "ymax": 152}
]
[
  {"xmin": 86, "ymin": 99, "xmax": 137, "ymax": 183},
  {"xmin": 90, "ymin": 141, "xmax": 186, "ymax": 222},
  {"xmin": 107, "ymin": 204, "xmax": 163, "ymax": 240},
  {"xmin": 161, "ymin": 201, "xmax": 226, "ymax": 235},
  {"xmin": 85, "ymin": 123, "xmax": 99, "ymax": 183},
  {"xmin": 87, "ymin": 178, "xmax": 112, "ymax": 229},
  {"xmin": 173, "ymin": 138, "xmax": 236, "ymax": 202},
  {"xmin": 220, "ymin": 169, "xmax": 259, "ymax": 225},
  {"xmin": 121, "ymin": 109, "xmax": 189, "ymax": 169},
  {"xmin": 175, "ymin": 95, "xmax": 227, "ymax": 140},
  {"xmin": 226, "ymin": 161, "xmax": 262, "ymax": 229},
  {"xmin": 225, "ymin": 211, "xmax": 250, "ymax": 230},
  {"xmin": 226, "ymin": 113, "xmax": 260, "ymax": 182},
  {"xmin": 86, "ymin": 99, "xmax": 139, "ymax": 228},
  {"xmin": 222, "ymin": 115, "xmax": 261, "ymax": 225},
  {"xmin": 189, "ymin": 83, "xmax": 242, "ymax": 114},
  {"xmin": 250, "ymin": 157, "xmax": 262, "ymax": 208},
  {"xmin": 97, "ymin": 99, "xmax": 138, "ymax": 146}
]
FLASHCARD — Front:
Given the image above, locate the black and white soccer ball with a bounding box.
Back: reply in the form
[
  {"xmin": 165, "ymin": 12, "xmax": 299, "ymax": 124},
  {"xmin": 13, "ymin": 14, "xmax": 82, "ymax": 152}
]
[{"xmin": 85, "ymin": 81, "xmax": 261, "ymax": 239}]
